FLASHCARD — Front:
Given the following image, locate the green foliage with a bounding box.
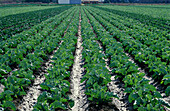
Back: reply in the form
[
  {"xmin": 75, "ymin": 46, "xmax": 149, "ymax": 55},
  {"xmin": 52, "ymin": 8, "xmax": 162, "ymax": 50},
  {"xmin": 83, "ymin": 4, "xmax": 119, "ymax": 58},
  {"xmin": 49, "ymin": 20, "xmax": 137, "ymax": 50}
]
[
  {"xmin": 2, "ymin": 101, "xmax": 16, "ymax": 111},
  {"xmin": 0, "ymin": 7, "xmax": 76, "ymax": 110},
  {"xmin": 0, "ymin": 6, "xmax": 71, "ymax": 41},
  {"xmin": 81, "ymin": 8, "xmax": 118, "ymax": 105},
  {"xmin": 165, "ymin": 86, "xmax": 170, "ymax": 96},
  {"xmin": 83, "ymin": 7, "xmax": 169, "ymax": 110},
  {"xmin": 89, "ymin": 6, "xmax": 169, "ymax": 85},
  {"xmin": 0, "ymin": 6, "xmax": 169, "ymax": 111},
  {"xmin": 34, "ymin": 7, "xmax": 80, "ymax": 110}
]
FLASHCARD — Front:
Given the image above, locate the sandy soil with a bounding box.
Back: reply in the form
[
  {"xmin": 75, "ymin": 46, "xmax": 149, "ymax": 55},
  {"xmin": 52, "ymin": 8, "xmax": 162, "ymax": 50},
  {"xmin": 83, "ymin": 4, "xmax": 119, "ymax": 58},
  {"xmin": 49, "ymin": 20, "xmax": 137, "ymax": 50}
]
[
  {"xmin": 17, "ymin": 45, "xmax": 61, "ymax": 111},
  {"xmin": 70, "ymin": 11, "xmax": 88, "ymax": 111},
  {"xmin": 98, "ymin": 41, "xmax": 131, "ymax": 111},
  {"xmin": 17, "ymin": 73, "xmax": 45, "ymax": 111},
  {"xmin": 0, "ymin": 84, "xmax": 4, "ymax": 94}
]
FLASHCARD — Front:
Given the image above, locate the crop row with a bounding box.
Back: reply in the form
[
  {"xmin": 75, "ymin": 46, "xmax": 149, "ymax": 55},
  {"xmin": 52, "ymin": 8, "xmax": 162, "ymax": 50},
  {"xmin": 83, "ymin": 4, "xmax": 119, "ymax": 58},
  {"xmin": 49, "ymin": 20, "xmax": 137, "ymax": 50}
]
[
  {"xmin": 0, "ymin": 7, "xmax": 75, "ymax": 79},
  {"xmin": 0, "ymin": 6, "xmax": 71, "ymax": 40},
  {"xmin": 86, "ymin": 7, "xmax": 169, "ymax": 93},
  {"xmin": 93, "ymin": 7, "xmax": 169, "ymax": 40},
  {"xmin": 95, "ymin": 6, "xmax": 170, "ymax": 32},
  {"xmin": 0, "ymin": 7, "xmax": 72, "ymax": 54},
  {"xmin": 90, "ymin": 7, "xmax": 169, "ymax": 47},
  {"xmin": 33, "ymin": 7, "xmax": 118, "ymax": 110},
  {"xmin": 81, "ymin": 8, "xmax": 117, "ymax": 107},
  {"xmin": 100, "ymin": 5, "xmax": 170, "ymax": 20},
  {"xmin": 0, "ymin": 6, "xmax": 69, "ymax": 28},
  {"xmin": 0, "ymin": 7, "xmax": 76, "ymax": 110},
  {"xmin": 33, "ymin": 8, "xmax": 80, "ymax": 111},
  {"xmin": 0, "ymin": 6, "xmax": 59, "ymax": 17},
  {"xmin": 0, "ymin": 6, "xmax": 169, "ymax": 111},
  {"xmin": 89, "ymin": 10, "xmax": 169, "ymax": 65},
  {"xmin": 83, "ymin": 7, "xmax": 169, "ymax": 110},
  {"xmin": 0, "ymin": 8, "xmax": 73, "ymax": 55}
]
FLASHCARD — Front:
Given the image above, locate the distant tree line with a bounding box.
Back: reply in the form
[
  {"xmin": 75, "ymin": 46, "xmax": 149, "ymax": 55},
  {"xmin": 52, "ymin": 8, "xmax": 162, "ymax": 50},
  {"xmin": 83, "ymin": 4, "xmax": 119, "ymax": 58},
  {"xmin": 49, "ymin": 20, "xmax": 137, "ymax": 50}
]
[
  {"xmin": 25, "ymin": 0, "xmax": 58, "ymax": 3},
  {"xmin": 104, "ymin": 0, "xmax": 137, "ymax": 3},
  {"xmin": 104, "ymin": 0, "xmax": 169, "ymax": 3},
  {"xmin": 0, "ymin": 0, "xmax": 58, "ymax": 3}
]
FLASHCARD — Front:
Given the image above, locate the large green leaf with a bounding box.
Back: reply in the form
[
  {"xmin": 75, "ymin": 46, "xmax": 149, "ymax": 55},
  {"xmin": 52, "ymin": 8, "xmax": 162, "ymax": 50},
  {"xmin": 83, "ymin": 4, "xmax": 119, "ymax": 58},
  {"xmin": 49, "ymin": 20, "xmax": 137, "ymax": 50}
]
[
  {"xmin": 129, "ymin": 93, "xmax": 138, "ymax": 103},
  {"xmin": 3, "ymin": 101, "xmax": 16, "ymax": 111},
  {"xmin": 50, "ymin": 101, "xmax": 66, "ymax": 110},
  {"xmin": 68, "ymin": 100, "xmax": 74, "ymax": 108}
]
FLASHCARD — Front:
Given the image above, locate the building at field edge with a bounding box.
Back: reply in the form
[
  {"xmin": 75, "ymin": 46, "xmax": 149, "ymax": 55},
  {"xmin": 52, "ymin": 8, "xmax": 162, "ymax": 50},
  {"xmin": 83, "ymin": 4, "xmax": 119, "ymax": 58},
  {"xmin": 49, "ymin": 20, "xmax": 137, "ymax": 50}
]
[
  {"xmin": 58, "ymin": 0, "xmax": 81, "ymax": 4},
  {"xmin": 82, "ymin": 0, "xmax": 99, "ymax": 3}
]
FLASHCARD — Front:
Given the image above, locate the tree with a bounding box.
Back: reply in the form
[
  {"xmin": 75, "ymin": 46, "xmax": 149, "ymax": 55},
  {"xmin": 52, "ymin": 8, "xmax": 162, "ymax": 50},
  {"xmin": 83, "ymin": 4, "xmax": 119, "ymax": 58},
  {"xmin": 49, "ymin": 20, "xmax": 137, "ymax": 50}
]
[
  {"xmin": 129, "ymin": 0, "xmax": 135, "ymax": 2},
  {"xmin": 104, "ymin": 0, "xmax": 111, "ymax": 3},
  {"xmin": 25, "ymin": 0, "xmax": 51, "ymax": 2}
]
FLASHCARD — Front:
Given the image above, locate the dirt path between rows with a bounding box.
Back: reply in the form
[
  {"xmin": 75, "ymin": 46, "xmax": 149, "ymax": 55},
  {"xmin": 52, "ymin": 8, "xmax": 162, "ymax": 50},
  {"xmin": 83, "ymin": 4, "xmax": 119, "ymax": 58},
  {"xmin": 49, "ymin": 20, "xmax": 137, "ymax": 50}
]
[
  {"xmin": 17, "ymin": 70, "xmax": 46, "ymax": 111},
  {"xmin": 17, "ymin": 40, "xmax": 64, "ymax": 111},
  {"xmin": 70, "ymin": 10, "xmax": 88, "ymax": 111},
  {"xmin": 97, "ymin": 41, "xmax": 131, "ymax": 111}
]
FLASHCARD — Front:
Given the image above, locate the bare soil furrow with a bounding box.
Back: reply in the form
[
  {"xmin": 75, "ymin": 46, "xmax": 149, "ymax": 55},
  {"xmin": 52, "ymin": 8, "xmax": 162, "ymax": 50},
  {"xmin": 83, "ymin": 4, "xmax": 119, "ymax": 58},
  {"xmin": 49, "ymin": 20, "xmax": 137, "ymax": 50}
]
[
  {"xmin": 70, "ymin": 10, "xmax": 88, "ymax": 111},
  {"xmin": 98, "ymin": 42, "xmax": 131, "ymax": 111},
  {"xmin": 99, "ymin": 41, "xmax": 131, "ymax": 111},
  {"xmin": 0, "ymin": 84, "xmax": 4, "ymax": 94},
  {"xmin": 87, "ymin": 8, "xmax": 169, "ymax": 91},
  {"xmin": 97, "ymin": 31, "xmax": 131, "ymax": 111},
  {"xmin": 17, "ymin": 72, "xmax": 45, "ymax": 111},
  {"xmin": 17, "ymin": 40, "xmax": 64, "ymax": 111}
]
